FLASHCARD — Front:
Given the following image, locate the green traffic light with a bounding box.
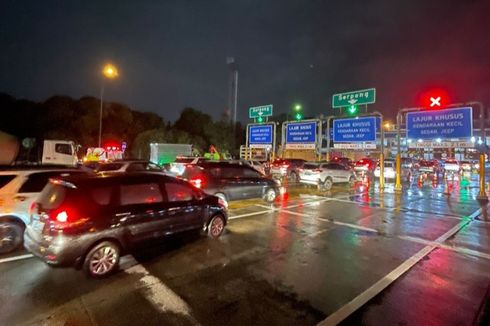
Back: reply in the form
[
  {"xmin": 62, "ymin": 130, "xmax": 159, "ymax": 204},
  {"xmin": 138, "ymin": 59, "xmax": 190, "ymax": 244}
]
[
  {"xmin": 347, "ymin": 105, "xmax": 358, "ymax": 115},
  {"xmin": 257, "ymin": 116, "xmax": 264, "ymax": 123},
  {"xmin": 295, "ymin": 112, "xmax": 302, "ymax": 120}
]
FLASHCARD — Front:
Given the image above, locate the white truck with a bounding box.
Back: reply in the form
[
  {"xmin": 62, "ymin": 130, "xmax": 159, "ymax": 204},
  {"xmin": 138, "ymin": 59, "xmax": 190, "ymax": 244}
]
[
  {"xmin": 0, "ymin": 132, "xmax": 78, "ymax": 166},
  {"xmin": 149, "ymin": 143, "xmax": 193, "ymax": 166}
]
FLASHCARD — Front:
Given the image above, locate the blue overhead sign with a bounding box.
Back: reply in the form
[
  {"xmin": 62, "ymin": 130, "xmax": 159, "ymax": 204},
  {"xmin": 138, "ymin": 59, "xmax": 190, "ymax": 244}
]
[
  {"xmin": 249, "ymin": 125, "xmax": 273, "ymax": 144},
  {"xmin": 286, "ymin": 121, "xmax": 317, "ymax": 143},
  {"xmin": 406, "ymin": 107, "xmax": 473, "ymax": 140},
  {"xmin": 333, "ymin": 117, "xmax": 377, "ymax": 142}
]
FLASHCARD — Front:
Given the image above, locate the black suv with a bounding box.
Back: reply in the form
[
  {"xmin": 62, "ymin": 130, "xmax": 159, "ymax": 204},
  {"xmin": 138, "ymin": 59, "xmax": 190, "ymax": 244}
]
[
  {"xmin": 24, "ymin": 172, "xmax": 227, "ymax": 277},
  {"xmin": 181, "ymin": 162, "xmax": 281, "ymax": 204}
]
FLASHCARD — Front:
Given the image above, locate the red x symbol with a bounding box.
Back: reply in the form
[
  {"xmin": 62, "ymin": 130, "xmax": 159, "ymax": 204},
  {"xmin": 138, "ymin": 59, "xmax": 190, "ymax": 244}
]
[{"xmin": 430, "ymin": 96, "xmax": 441, "ymax": 107}]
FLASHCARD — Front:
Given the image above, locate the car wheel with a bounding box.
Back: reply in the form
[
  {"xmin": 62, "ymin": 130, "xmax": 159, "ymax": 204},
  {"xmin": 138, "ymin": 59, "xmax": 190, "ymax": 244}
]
[
  {"xmin": 0, "ymin": 221, "xmax": 23, "ymax": 254},
  {"xmin": 208, "ymin": 214, "xmax": 225, "ymax": 238},
  {"xmin": 319, "ymin": 178, "xmax": 333, "ymax": 191},
  {"xmin": 83, "ymin": 241, "xmax": 120, "ymax": 278},
  {"xmin": 264, "ymin": 188, "xmax": 277, "ymax": 203}
]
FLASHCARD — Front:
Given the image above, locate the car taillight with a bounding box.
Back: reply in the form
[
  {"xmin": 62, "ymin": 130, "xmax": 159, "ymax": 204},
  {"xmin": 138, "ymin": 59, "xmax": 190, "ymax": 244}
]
[
  {"xmin": 282, "ymin": 164, "xmax": 290, "ymax": 168},
  {"xmin": 313, "ymin": 169, "xmax": 322, "ymax": 172},
  {"xmin": 29, "ymin": 202, "xmax": 37, "ymax": 215},
  {"xmin": 47, "ymin": 208, "xmax": 86, "ymax": 231},
  {"xmin": 190, "ymin": 177, "xmax": 205, "ymax": 189},
  {"xmin": 218, "ymin": 198, "xmax": 228, "ymax": 209}
]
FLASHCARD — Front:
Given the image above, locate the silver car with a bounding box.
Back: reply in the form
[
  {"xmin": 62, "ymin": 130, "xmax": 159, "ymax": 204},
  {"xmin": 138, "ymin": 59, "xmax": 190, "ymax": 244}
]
[{"xmin": 299, "ymin": 162, "xmax": 356, "ymax": 191}]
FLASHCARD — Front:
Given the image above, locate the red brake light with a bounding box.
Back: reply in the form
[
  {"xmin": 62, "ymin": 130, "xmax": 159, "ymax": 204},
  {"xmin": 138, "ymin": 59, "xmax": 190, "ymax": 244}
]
[
  {"xmin": 282, "ymin": 164, "xmax": 290, "ymax": 168},
  {"xmin": 56, "ymin": 211, "xmax": 69, "ymax": 222},
  {"xmin": 29, "ymin": 202, "xmax": 37, "ymax": 215},
  {"xmin": 190, "ymin": 177, "xmax": 205, "ymax": 189}
]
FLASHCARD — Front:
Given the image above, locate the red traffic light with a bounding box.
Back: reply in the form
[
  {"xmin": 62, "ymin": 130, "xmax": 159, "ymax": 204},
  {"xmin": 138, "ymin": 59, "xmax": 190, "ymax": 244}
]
[{"xmin": 418, "ymin": 88, "xmax": 450, "ymax": 109}]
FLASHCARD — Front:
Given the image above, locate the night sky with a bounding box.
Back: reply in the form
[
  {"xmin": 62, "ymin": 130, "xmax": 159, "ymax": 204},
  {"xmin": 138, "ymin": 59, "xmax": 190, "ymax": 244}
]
[{"xmin": 1, "ymin": 0, "xmax": 489, "ymax": 122}]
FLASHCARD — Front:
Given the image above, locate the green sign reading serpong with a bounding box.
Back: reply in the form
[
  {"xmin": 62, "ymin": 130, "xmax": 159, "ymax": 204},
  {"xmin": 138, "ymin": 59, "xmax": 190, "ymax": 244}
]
[
  {"xmin": 249, "ymin": 104, "xmax": 273, "ymax": 118},
  {"xmin": 332, "ymin": 88, "xmax": 376, "ymax": 108}
]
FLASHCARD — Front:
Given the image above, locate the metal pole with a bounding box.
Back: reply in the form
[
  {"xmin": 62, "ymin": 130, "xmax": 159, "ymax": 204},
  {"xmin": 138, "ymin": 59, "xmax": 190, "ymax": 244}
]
[
  {"xmin": 98, "ymin": 83, "xmax": 105, "ymax": 148},
  {"xmin": 379, "ymin": 114, "xmax": 385, "ymax": 191},
  {"xmin": 395, "ymin": 111, "xmax": 402, "ymax": 192},
  {"xmin": 326, "ymin": 116, "xmax": 335, "ymax": 162}
]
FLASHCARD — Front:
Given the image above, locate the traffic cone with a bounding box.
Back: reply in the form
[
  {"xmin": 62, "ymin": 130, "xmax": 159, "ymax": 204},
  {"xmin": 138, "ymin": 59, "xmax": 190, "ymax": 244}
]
[{"xmin": 443, "ymin": 179, "xmax": 450, "ymax": 196}]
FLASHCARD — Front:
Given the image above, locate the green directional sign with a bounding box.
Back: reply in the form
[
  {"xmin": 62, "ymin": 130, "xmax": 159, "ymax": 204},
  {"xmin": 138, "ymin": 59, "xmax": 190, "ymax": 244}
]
[
  {"xmin": 249, "ymin": 104, "xmax": 273, "ymax": 119},
  {"xmin": 332, "ymin": 88, "xmax": 376, "ymax": 108}
]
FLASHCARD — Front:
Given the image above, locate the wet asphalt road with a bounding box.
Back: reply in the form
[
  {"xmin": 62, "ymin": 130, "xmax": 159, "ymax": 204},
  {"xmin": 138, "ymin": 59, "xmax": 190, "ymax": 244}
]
[{"xmin": 1, "ymin": 174, "xmax": 489, "ymax": 326}]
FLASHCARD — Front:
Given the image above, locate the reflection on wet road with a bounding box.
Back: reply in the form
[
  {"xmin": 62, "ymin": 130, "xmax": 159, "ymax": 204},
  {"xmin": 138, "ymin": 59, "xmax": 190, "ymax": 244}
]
[{"xmin": 1, "ymin": 176, "xmax": 489, "ymax": 325}]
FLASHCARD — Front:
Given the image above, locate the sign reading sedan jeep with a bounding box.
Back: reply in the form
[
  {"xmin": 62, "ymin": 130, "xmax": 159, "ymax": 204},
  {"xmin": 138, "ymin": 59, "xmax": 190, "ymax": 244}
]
[
  {"xmin": 249, "ymin": 125, "xmax": 273, "ymax": 146},
  {"xmin": 406, "ymin": 107, "xmax": 473, "ymax": 140},
  {"xmin": 333, "ymin": 117, "xmax": 377, "ymax": 142},
  {"xmin": 285, "ymin": 121, "xmax": 316, "ymax": 149}
]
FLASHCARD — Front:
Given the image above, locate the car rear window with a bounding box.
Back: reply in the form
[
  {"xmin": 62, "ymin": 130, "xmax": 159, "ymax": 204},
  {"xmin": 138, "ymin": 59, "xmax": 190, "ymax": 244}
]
[
  {"xmin": 174, "ymin": 158, "xmax": 195, "ymax": 163},
  {"xmin": 98, "ymin": 163, "xmax": 123, "ymax": 172},
  {"xmin": 37, "ymin": 183, "xmax": 67, "ymax": 210},
  {"xmin": 303, "ymin": 163, "xmax": 319, "ymax": 170},
  {"xmin": 0, "ymin": 175, "xmax": 16, "ymax": 189},
  {"xmin": 209, "ymin": 167, "xmax": 245, "ymax": 178},
  {"xmin": 19, "ymin": 171, "xmax": 85, "ymax": 193}
]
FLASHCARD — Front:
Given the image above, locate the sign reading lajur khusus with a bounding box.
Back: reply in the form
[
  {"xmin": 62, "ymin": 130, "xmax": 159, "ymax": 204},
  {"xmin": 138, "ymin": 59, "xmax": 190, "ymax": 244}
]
[{"xmin": 406, "ymin": 107, "xmax": 473, "ymax": 140}]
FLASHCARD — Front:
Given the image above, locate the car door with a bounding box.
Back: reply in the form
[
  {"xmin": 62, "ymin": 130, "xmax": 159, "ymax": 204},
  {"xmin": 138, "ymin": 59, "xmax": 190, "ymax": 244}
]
[
  {"xmin": 162, "ymin": 180, "xmax": 204, "ymax": 232},
  {"xmin": 241, "ymin": 167, "xmax": 268, "ymax": 199},
  {"xmin": 116, "ymin": 181, "xmax": 167, "ymax": 243},
  {"xmin": 215, "ymin": 167, "xmax": 248, "ymax": 200}
]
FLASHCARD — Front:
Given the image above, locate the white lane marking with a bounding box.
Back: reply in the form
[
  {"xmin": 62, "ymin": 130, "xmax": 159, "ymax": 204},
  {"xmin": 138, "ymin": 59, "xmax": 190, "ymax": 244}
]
[
  {"xmin": 399, "ymin": 235, "xmax": 490, "ymax": 260},
  {"xmin": 125, "ymin": 263, "xmax": 199, "ymax": 324},
  {"xmin": 308, "ymin": 229, "xmax": 330, "ymax": 238},
  {"xmin": 229, "ymin": 198, "xmax": 328, "ymax": 220},
  {"xmin": 0, "ymin": 253, "xmax": 34, "ymax": 264},
  {"xmin": 229, "ymin": 210, "xmax": 274, "ymax": 220},
  {"xmin": 317, "ymin": 208, "xmax": 482, "ymax": 326}
]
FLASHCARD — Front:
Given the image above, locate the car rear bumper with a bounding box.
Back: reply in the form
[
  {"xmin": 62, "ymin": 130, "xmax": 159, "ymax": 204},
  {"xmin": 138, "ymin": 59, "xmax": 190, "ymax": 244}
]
[{"xmin": 24, "ymin": 226, "xmax": 83, "ymax": 267}]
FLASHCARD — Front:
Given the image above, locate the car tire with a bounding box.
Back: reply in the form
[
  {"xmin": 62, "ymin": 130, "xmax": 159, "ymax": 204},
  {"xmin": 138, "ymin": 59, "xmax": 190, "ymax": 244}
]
[
  {"xmin": 83, "ymin": 241, "xmax": 120, "ymax": 278},
  {"xmin": 207, "ymin": 214, "xmax": 225, "ymax": 238},
  {"xmin": 319, "ymin": 177, "xmax": 333, "ymax": 191},
  {"xmin": 0, "ymin": 221, "xmax": 24, "ymax": 254},
  {"xmin": 264, "ymin": 188, "xmax": 277, "ymax": 203}
]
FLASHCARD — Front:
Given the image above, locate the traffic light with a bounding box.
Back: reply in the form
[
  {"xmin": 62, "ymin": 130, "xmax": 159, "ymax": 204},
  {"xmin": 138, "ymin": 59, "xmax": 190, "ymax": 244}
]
[
  {"xmin": 347, "ymin": 105, "xmax": 358, "ymax": 115},
  {"xmin": 293, "ymin": 104, "xmax": 302, "ymax": 120},
  {"xmin": 419, "ymin": 88, "xmax": 450, "ymax": 109}
]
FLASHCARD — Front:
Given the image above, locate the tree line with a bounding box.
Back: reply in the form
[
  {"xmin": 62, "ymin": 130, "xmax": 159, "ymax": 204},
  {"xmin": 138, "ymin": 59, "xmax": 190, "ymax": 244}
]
[{"xmin": 0, "ymin": 93, "xmax": 244, "ymax": 159}]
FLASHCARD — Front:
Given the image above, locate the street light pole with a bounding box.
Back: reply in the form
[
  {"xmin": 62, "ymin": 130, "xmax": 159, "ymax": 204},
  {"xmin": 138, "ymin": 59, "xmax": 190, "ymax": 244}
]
[
  {"xmin": 98, "ymin": 63, "xmax": 119, "ymax": 148},
  {"xmin": 98, "ymin": 83, "xmax": 105, "ymax": 148}
]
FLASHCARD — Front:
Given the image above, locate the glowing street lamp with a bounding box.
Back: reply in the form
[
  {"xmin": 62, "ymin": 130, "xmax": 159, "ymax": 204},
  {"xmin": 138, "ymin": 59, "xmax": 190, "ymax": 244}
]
[{"xmin": 99, "ymin": 63, "xmax": 119, "ymax": 147}]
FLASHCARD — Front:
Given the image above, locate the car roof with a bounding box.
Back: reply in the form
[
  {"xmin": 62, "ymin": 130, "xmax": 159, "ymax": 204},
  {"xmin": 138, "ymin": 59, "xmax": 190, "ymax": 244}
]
[
  {"xmin": 0, "ymin": 167, "xmax": 83, "ymax": 176},
  {"xmin": 55, "ymin": 171, "xmax": 170, "ymax": 186}
]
